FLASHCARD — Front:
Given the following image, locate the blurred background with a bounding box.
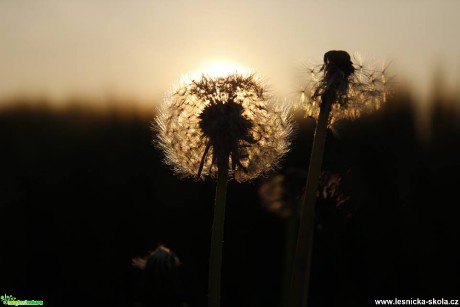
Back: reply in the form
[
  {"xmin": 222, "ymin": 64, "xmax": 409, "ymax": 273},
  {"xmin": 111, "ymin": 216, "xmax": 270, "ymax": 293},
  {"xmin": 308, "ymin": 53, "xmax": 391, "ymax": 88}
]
[{"xmin": 1, "ymin": 1, "xmax": 460, "ymax": 306}]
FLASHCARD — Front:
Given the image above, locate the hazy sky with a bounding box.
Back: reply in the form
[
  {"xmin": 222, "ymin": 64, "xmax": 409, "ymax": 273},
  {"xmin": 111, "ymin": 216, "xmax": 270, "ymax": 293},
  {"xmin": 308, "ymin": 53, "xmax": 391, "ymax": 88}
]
[{"xmin": 1, "ymin": 0, "xmax": 459, "ymax": 106}]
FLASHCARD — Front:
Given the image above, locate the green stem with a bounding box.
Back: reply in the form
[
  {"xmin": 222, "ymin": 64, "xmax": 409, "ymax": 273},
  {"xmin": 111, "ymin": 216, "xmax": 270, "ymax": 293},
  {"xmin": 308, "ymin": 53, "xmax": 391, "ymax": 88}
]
[
  {"xmin": 288, "ymin": 95, "xmax": 332, "ymax": 307},
  {"xmin": 208, "ymin": 158, "xmax": 229, "ymax": 307}
]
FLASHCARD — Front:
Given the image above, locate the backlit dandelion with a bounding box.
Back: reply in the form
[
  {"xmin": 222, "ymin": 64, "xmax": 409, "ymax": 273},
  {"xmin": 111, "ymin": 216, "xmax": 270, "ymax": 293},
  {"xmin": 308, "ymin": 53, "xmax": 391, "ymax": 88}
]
[
  {"xmin": 154, "ymin": 69, "xmax": 292, "ymax": 307},
  {"xmin": 155, "ymin": 73, "xmax": 291, "ymax": 182},
  {"xmin": 289, "ymin": 50, "xmax": 390, "ymax": 307},
  {"xmin": 297, "ymin": 51, "xmax": 391, "ymax": 126}
]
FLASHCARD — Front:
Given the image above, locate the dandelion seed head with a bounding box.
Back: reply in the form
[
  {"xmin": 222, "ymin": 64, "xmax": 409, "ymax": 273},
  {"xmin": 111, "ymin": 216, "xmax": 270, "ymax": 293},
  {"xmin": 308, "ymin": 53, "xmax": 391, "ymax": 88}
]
[
  {"xmin": 296, "ymin": 51, "xmax": 391, "ymax": 126},
  {"xmin": 154, "ymin": 72, "xmax": 292, "ymax": 182}
]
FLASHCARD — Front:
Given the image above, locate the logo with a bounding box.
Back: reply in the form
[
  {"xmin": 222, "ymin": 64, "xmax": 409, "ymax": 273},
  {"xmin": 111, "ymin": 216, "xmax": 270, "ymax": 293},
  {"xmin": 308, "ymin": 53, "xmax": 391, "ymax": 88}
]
[{"xmin": 1, "ymin": 294, "xmax": 43, "ymax": 306}]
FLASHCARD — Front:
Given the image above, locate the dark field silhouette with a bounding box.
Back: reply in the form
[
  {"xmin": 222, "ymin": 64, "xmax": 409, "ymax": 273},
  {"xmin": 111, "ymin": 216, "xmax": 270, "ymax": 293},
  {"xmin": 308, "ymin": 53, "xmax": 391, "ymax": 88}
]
[{"xmin": 0, "ymin": 92, "xmax": 459, "ymax": 306}]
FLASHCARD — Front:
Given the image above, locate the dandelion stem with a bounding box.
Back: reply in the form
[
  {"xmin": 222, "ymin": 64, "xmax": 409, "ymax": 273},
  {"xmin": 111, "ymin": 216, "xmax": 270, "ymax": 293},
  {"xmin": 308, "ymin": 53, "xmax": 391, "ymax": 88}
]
[
  {"xmin": 280, "ymin": 210, "xmax": 299, "ymax": 307},
  {"xmin": 288, "ymin": 92, "xmax": 333, "ymax": 307},
  {"xmin": 208, "ymin": 157, "xmax": 229, "ymax": 307}
]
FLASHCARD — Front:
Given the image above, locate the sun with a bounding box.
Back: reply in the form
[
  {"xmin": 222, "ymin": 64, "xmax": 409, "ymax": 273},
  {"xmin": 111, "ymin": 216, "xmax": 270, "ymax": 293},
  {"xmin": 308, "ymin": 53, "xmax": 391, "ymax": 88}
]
[
  {"xmin": 176, "ymin": 61, "xmax": 255, "ymax": 103},
  {"xmin": 201, "ymin": 61, "xmax": 251, "ymax": 78},
  {"xmin": 181, "ymin": 61, "xmax": 252, "ymax": 84}
]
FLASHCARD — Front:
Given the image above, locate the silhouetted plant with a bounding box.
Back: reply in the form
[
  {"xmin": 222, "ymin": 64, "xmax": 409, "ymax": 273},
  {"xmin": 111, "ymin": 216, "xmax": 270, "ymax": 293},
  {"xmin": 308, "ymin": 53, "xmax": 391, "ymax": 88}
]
[
  {"xmin": 154, "ymin": 72, "xmax": 292, "ymax": 307},
  {"xmin": 289, "ymin": 50, "xmax": 388, "ymax": 307},
  {"xmin": 296, "ymin": 52, "xmax": 390, "ymax": 127},
  {"xmin": 132, "ymin": 245, "xmax": 188, "ymax": 307},
  {"xmin": 259, "ymin": 168, "xmax": 354, "ymax": 307}
]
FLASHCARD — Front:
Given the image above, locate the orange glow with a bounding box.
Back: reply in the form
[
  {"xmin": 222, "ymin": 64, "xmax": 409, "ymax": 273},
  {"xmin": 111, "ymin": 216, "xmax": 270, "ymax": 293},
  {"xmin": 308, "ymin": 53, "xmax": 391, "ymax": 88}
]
[{"xmin": 181, "ymin": 61, "xmax": 252, "ymax": 84}]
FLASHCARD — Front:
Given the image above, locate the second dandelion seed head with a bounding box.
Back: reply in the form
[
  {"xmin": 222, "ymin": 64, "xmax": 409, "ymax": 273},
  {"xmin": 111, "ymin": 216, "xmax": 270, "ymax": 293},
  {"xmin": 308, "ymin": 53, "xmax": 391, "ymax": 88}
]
[{"xmin": 301, "ymin": 50, "xmax": 390, "ymax": 126}]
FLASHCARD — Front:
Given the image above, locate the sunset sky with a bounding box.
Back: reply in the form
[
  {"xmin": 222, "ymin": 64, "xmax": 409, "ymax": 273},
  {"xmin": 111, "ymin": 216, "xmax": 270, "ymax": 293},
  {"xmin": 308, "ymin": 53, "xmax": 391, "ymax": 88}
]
[{"xmin": 1, "ymin": 0, "xmax": 459, "ymax": 107}]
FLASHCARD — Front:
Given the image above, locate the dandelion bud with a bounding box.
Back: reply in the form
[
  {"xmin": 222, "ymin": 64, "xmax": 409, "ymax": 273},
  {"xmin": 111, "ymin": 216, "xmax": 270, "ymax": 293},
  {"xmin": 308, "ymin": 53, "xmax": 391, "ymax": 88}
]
[{"xmin": 134, "ymin": 245, "xmax": 186, "ymax": 306}]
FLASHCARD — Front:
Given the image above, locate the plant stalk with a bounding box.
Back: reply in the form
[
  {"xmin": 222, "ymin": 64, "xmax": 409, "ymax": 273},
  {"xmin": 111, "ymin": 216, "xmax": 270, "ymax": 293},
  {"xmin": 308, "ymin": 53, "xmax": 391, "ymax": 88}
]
[
  {"xmin": 280, "ymin": 210, "xmax": 299, "ymax": 307},
  {"xmin": 288, "ymin": 93, "xmax": 333, "ymax": 307},
  {"xmin": 208, "ymin": 158, "xmax": 229, "ymax": 307}
]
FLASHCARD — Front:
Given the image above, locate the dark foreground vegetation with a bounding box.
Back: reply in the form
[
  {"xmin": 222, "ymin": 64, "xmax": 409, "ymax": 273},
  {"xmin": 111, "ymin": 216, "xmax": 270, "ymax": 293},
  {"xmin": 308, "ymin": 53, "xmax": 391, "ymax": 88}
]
[{"xmin": 0, "ymin": 91, "xmax": 459, "ymax": 306}]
